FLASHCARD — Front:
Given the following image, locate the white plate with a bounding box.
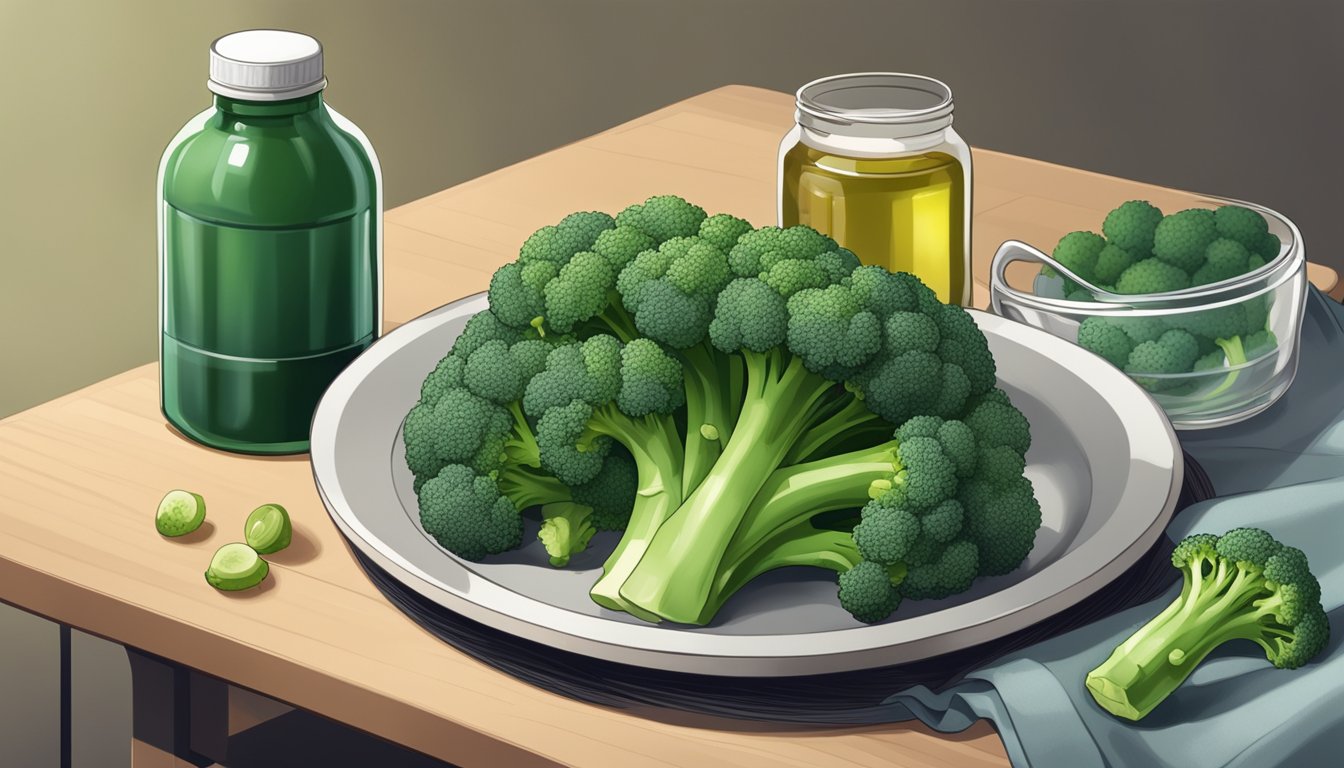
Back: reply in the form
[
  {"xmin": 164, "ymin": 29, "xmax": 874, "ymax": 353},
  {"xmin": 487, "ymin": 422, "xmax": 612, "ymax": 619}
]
[{"xmin": 311, "ymin": 293, "xmax": 1182, "ymax": 677}]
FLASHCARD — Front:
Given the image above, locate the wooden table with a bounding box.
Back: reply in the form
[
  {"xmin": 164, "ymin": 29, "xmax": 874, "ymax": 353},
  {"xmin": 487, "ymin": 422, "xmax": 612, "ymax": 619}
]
[{"xmin": 1, "ymin": 85, "xmax": 1338, "ymax": 768}]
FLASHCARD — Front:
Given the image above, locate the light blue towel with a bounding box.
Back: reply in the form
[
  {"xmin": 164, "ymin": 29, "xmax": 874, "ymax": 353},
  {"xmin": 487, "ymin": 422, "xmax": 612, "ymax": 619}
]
[{"xmin": 877, "ymin": 288, "xmax": 1344, "ymax": 768}]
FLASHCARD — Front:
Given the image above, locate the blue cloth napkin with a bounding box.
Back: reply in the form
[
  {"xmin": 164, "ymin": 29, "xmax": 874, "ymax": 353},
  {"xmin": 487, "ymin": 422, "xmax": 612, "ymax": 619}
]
[{"xmin": 875, "ymin": 288, "xmax": 1344, "ymax": 768}]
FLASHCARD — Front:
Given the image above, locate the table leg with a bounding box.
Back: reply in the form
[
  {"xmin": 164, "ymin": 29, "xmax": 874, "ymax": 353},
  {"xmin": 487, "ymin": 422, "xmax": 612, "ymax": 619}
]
[{"xmin": 127, "ymin": 650, "xmax": 226, "ymax": 768}]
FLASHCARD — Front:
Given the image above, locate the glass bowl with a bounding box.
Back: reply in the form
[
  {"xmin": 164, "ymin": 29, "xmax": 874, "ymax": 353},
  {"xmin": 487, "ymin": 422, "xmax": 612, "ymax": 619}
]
[{"xmin": 989, "ymin": 196, "xmax": 1307, "ymax": 430}]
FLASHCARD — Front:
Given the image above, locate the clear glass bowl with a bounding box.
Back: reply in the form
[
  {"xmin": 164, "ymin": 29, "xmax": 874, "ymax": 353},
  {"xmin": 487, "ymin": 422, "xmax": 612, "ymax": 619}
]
[{"xmin": 989, "ymin": 196, "xmax": 1307, "ymax": 430}]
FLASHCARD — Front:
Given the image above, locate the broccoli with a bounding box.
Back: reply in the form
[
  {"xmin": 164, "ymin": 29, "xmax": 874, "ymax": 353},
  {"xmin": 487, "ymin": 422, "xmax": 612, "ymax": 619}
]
[
  {"xmin": 1051, "ymin": 231, "xmax": 1106, "ymax": 284},
  {"xmin": 1153, "ymin": 209, "xmax": 1216, "ymax": 274},
  {"xmin": 1115, "ymin": 258, "xmax": 1191, "ymax": 294},
  {"xmin": 1040, "ymin": 201, "xmax": 1283, "ymax": 394},
  {"xmin": 1086, "ymin": 528, "xmax": 1329, "ymax": 721},
  {"xmin": 1103, "ymin": 200, "xmax": 1163, "ymax": 256},
  {"xmin": 408, "ymin": 196, "xmax": 1043, "ymax": 626}
]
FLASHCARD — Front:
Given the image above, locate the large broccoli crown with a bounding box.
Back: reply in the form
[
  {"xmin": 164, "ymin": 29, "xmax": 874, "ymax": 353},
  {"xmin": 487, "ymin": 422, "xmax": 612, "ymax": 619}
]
[
  {"xmin": 1088, "ymin": 527, "xmax": 1329, "ymax": 721},
  {"xmin": 408, "ymin": 196, "xmax": 1042, "ymax": 627}
]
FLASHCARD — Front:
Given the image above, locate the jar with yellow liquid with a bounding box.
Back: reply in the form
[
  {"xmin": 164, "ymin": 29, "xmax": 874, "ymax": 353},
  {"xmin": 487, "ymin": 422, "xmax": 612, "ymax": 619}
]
[{"xmin": 779, "ymin": 73, "xmax": 972, "ymax": 305}]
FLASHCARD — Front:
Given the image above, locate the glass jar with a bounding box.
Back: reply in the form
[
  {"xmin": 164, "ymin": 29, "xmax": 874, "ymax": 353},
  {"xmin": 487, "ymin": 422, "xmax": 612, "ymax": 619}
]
[
  {"xmin": 778, "ymin": 73, "xmax": 972, "ymax": 305},
  {"xmin": 158, "ymin": 30, "xmax": 382, "ymax": 454}
]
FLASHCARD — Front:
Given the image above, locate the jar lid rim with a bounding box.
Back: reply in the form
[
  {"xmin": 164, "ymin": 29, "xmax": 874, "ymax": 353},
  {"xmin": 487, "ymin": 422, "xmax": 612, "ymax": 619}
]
[{"xmin": 796, "ymin": 73, "xmax": 954, "ymax": 126}]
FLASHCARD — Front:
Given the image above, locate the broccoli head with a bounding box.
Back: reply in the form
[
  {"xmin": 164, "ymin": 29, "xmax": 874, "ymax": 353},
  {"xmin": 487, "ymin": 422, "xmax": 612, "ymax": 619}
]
[{"xmin": 1153, "ymin": 209, "xmax": 1217, "ymax": 274}]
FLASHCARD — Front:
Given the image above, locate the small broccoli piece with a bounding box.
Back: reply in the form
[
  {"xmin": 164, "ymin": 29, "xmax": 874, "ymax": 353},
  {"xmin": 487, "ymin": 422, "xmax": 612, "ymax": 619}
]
[
  {"xmin": 592, "ymin": 225, "xmax": 656, "ymax": 270},
  {"xmin": 616, "ymin": 195, "xmax": 707, "ymax": 244},
  {"xmin": 1255, "ymin": 231, "xmax": 1282, "ymax": 261},
  {"xmin": 852, "ymin": 501, "xmax": 920, "ymax": 564},
  {"xmin": 838, "ymin": 560, "xmax": 901, "ymax": 623},
  {"xmin": 1093, "ymin": 244, "xmax": 1138, "ymax": 286},
  {"xmin": 1111, "ymin": 315, "xmax": 1168, "ymax": 344},
  {"xmin": 698, "ymin": 213, "xmax": 754, "ymax": 252},
  {"xmin": 1115, "ymin": 258, "xmax": 1192, "ymax": 295},
  {"xmin": 1244, "ymin": 329, "xmax": 1278, "ymax": 360},
  {"xmin": 1103, "ymin": 201, "xmax": 1164, "ymax": 256},
  {"xmin": 1192, "ymin": 349, "xmax": 1225, "ymax": 372},
  {"xmin": 418, "ymin": 464, "xmax": 524, "ymax": 561},
  {"xmin": 1077, "ymin": 317, "xmax": 1135, "ymax": 368},
  {"xmin": 536, "ymin": 502, "xmax": 597, "ymax": 567},
  {"xmin": 1213, "ymin": 205, "xmax": 1269, "ymax": 250},
  {"xmin": 1051, "ymin": 231, "xmax": 1106, "ymax": 283},
  {"xmin": 1126, "ymin": 329, "xmax": 1199, "ymax": 391},
  {"xmin": 1086, "ymin": 528, "xmax": 1329, "ymax": 721},
  {"xmin": 901, "ymin": 539, "xmax": 979, "ymax": 600},
  {"xmin": 1153, "ymin": 209, "xmax": 1217, "ymax": 273},
  {"xmin": 1191, "ymin": 238, "xmax": 1251, "ymax": 286}
]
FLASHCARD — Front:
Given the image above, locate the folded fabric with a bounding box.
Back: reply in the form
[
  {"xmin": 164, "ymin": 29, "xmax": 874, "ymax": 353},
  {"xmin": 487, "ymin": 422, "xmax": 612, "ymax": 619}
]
[{"xmin": 878, "ymin": 288, "xmax": 1344, "ymax": 768}]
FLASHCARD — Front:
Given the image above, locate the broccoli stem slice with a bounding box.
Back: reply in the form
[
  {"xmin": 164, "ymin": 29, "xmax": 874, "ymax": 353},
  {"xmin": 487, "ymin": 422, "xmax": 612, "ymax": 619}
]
[
  {"xmin": 1206, "ymin": 336, "xmax": 1248, "ymax": 398},
  {"xmin": 677, "ymin": 343, "xmax": 744, "ymax": 499},
  {"xmin": 582, "ymin": 409, "xmax": 685, "ymax": 622},
  {"xmin": 616, "ymin": 349, "xmax": 839, "ymax": 625},
  {"xmin": 538, "ymin": 501, "xmax": 597, "ymax": 567},
  {"xmin": 1085, "ymin": 556, "xmax": 1290, "ymax": 721}
]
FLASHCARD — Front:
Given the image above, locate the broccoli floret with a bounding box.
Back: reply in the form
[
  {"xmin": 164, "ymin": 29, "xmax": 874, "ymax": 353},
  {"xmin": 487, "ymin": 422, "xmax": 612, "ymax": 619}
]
[
  {"xmin": 592, "ymin": 225, "xmax": 655, "ymax": 271},
  {"xmin": 1255, "ymin": 231, "xmax": 1281, "ymax": 261},
  {"xmin": 1126, "ymin": 329, "xmax": 1199, "ymax": 391},
  {"xmin": 1086, "ymin": 528, "xmax": 1329, "ymax": 721},
  {"xmin": 1103, "ymin": 201, "xmax": 1164, "ymax": 256},
  {"xmin": 1153, "ymin": 209, "xmax": 1217, "ymax": 273},
  {"xmin": 1191, "ymin": 238, "xmax": 1250, "ymax": 286},
  {"xmin": 616, "ymin": 195, "xmax": 706, "ymax": 244},
  {"xmin": 1115, "ymin": 258, "xmax": 1191, "ymax": 295},
  {"xmin": 1093, "ymin": 244, "xmax": 1138, "ymax": 286},
  {"xmin": 535, "ymin": 449, "xmax": 639, "ymax": 566},
  {"xmin": 418, "ymin": 465, "xmax": 524, "ymax": 561},
  {"xmin": 698, "ymin": 213, "xmax": 754, "ymax": 252},
  {"xmin": 1077, "ymin": 317, "xmax": 1135, "ymax": 368},
  {"xmin": 1051, "ymin": 231, "xmax": 1106, "ymax": 283},
  {"xmin": 1213, "ymin": 205, "xmax": 1268, "ymax": 250}
]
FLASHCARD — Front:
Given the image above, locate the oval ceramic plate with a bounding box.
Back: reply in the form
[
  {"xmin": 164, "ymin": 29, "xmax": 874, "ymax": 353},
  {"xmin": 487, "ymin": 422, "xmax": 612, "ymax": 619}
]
[{"xmin": 311, "ymin": 294, "xmax": 1182, "ymax": 677}]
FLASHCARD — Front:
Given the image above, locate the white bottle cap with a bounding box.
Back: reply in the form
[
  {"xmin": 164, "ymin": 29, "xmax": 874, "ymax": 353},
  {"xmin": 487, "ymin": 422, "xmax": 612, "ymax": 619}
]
[{"xmin": 208, "ymin": 30, "xmax": 326, "ymax": 102}]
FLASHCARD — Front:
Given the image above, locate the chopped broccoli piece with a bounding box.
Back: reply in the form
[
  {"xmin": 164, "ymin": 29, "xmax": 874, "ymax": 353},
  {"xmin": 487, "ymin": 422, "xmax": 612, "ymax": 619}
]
[
  {"xmin": 1153, "ymin": 209, "xmax": 1217, "ymax": 274},
  {"xmin": 1077, "ymin": 317, "xmax": 1135, "ymax": 368},
  {"xmin": 1103, "ymin": 200, "xmax": 1164, "ymax": 256},
  {"xmin": 1115, "ymin": 258, "xmax": 1191, "ymax": 294},
  {"xmin": 1086, "ymin": 528, "xmax": 1329, "ymax": 721},
  {"xmin": 1051, "ymin": 231, "xmax": 1107, "ymax": 283},
  {"xmin": 1213, "ymin": 205, "xmax": 1269, "ymax": 250}
]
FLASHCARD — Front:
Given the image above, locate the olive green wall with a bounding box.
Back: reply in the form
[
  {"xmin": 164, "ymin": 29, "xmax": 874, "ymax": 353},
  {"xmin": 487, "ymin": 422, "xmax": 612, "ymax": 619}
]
[{"xmin": 1, "ymin": 0, "xmax": 1339, "ymax": 420}]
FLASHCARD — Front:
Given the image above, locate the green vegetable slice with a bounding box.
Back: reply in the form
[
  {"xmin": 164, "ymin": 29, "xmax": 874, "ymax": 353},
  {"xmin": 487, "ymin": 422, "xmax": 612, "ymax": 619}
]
[
  {"xmin": 244, "ymin": 503, "xmax": 292, "ymax": 554},
  {"xmin": 156, "ymin": 489, "xmax": 206, "ymax": 537},
  {"xmin": 205, "ymin": 543, "xmax": 269, "ymax": 591}
]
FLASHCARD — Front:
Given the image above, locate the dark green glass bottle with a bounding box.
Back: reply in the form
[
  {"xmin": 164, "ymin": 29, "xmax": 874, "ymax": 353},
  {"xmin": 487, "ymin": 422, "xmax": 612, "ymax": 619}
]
[{"xmin": 158, "ymin": 30, "xmax": 381, "ymax": 454}]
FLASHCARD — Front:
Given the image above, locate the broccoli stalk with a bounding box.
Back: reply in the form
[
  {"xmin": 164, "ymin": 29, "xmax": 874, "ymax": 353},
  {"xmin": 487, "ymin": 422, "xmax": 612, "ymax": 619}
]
[{"xmin": 1086, "ymin": 529, "xmax": 1329, "ymax": 721}]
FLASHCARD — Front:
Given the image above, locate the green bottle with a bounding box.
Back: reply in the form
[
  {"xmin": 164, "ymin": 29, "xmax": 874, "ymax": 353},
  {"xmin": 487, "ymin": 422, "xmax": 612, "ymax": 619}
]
[{"xmin": 158, "ymin": 30, "xmax": 382, "ymax": 454}]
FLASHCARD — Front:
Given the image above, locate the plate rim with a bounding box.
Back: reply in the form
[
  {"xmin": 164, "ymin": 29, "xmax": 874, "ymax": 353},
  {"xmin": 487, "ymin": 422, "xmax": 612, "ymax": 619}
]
[{"xmin": 311, "ymin": 294, "xmax": 1183, "ymax": 676}]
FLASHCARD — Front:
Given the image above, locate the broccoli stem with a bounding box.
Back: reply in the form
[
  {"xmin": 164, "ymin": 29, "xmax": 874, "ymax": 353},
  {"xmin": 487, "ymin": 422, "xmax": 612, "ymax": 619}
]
[
  {"xmin": 705, "ymin": 524, "xmax": 862, "ymax": 618},
  {"xmin": 724, "ymin": 442, "xmax": 901, "ymax": 564},
  {"xmin": 678, "ymin": 343, "xmax": 744, "ymax": 498},
  {"xmin": 538, "ymin": 502, "xmax": 597, "ymax": 567},
  {"xmin": 583, "ymin": 409, "xmax": 685, "ymax": 622},
  {"xmin": 496, "ymin": 466, "xmax": 571, "ymax": 510},
  {"xmin": 616, "ymin": 349, "xmax": 838, "ymax": 624},
  {"xmin": 1207, "ymin": 336, "xmax": 1247, "ymax": 398},
  {"xmin": 1085, "ymin": 557, "xmax": 1290, "ymax": 721},
  {"xmin": 502, "ymin": 402, "xmax": 541, "ymax": 468},
  {"xmin": 784, "ymin": 394, "xmax": 891, "ymax": 465},
  {"xmin": 597, "ymin": 293, "xmax": 639, "ymax": 343}
]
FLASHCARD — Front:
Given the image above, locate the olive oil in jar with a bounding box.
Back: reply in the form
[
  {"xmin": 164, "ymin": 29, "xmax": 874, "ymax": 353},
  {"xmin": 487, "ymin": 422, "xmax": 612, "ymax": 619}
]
[
  {"xmin": 778, "ymin": 73, "xmax": 973, "ymax": 305},
  {"xmin": 782, "ymin": 146, "xmax": 966, "ymax": 304}
]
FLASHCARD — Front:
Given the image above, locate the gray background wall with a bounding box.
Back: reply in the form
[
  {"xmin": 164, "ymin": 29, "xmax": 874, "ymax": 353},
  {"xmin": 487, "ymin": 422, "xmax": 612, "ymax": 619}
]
[{"xmin": 0, "ymin": 0, "xmax": 1338, "ymax": 764}]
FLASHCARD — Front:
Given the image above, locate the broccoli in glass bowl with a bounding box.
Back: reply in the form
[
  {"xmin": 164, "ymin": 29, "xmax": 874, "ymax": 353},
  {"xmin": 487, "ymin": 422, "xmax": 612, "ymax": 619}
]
[{"xmin": 990, "ymin": 197, "xmax": 1307, "ymax": 429}]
